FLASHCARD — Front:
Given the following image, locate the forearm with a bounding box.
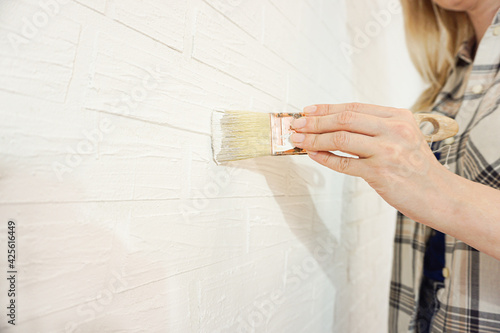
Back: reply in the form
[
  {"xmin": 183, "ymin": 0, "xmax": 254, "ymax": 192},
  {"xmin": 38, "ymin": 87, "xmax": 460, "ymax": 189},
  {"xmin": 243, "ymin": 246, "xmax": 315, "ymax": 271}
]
[{"xmin": 415, "ymin": 165, "xmax": 500, "ymax": 261}]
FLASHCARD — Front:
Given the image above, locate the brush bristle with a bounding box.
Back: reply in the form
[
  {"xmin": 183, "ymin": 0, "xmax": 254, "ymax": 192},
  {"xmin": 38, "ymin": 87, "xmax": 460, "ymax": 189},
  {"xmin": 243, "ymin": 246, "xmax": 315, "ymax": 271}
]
[{"xmin": 211, "ymin": 110, "xmax": 272, "ymax": 164}]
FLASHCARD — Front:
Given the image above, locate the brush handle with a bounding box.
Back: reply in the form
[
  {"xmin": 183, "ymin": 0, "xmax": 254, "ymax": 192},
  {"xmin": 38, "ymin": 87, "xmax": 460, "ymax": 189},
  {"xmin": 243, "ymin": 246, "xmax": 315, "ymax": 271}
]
[{"xmin": 413, "ymin": 113, "xmax": 459, "ymax": 142}]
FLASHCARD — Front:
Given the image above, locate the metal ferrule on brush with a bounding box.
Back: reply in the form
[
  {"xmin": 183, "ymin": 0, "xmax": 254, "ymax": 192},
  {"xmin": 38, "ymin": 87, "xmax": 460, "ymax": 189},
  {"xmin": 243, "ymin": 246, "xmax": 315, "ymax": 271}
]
[{"xmin": 270, "ymin": 113, "xmax": 307, "ymax": 156}]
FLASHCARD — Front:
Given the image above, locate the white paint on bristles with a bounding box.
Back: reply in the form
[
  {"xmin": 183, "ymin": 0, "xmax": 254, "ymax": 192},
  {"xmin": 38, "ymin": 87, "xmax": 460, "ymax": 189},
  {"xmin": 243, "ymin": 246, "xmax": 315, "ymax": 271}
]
[
  {"xmin": 0, "ymin": 0, "xmax": 421, "ymax": 332},
  {"xmin": 211, "ymin": 110, "xmax": 271, "ymax": 164}
]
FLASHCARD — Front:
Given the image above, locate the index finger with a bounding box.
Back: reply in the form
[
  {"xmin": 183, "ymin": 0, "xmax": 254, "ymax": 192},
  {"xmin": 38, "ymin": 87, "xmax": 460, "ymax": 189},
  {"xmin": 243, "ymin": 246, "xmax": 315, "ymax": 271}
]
[{"xmin": 304, "ymin": 103, "xmax": 397, "ymax": 118}]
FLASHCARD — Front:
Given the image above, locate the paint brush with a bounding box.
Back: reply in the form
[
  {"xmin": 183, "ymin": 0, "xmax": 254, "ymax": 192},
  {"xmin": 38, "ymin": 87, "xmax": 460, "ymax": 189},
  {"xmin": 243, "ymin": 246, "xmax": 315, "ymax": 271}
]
[
  {"xmin": 211, "ymin": 110, "xmax": 459, "ymax": 164},
  {"xmin": 211, "ymin": 110, "xmax": 306, "ymax": 164}
]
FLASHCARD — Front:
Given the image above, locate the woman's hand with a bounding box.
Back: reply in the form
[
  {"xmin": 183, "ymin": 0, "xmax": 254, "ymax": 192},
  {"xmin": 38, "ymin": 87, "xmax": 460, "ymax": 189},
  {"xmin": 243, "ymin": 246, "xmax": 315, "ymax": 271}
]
[{"xmin": 290, "ymin": 102, "xmax": 449, "ymax": 222}]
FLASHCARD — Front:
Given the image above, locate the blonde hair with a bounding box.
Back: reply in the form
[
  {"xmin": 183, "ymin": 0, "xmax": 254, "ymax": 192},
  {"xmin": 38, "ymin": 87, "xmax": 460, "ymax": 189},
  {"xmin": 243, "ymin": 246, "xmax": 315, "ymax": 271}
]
[{"xmin": 401, "ymin": 0, "xmax": 474, "ymax": 112}]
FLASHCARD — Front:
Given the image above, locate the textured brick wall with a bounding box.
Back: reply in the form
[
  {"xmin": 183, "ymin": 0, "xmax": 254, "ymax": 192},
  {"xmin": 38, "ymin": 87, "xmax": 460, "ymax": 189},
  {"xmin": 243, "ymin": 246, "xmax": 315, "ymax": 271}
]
[{"xmin": 0, "ymin": 0, "xmax": 420, "ymax": 332}]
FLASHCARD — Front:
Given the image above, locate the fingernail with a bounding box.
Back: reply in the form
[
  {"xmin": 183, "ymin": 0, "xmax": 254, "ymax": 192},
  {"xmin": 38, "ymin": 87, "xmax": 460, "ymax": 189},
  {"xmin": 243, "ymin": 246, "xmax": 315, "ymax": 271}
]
[
  {"xmin": 291, "ymin": 133, "xmax": 305, "ymax": 143},
  {"xmin": 303, "ymin": 105, "xmax": 317, "ymax": 114},
  {"xmin": 308, "ymin": 151, "xmax": 318, "ymax": 156},
  {"xmin": 291, "ymin": 117, "xmax": 306, "ymax": 129}
]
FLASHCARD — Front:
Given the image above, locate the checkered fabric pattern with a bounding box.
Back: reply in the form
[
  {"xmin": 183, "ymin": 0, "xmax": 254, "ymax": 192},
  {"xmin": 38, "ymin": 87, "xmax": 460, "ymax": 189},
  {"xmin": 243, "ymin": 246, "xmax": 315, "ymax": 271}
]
[{"xmin": 389, "ymin": 10, "xmax": 500, "ymax": 333}]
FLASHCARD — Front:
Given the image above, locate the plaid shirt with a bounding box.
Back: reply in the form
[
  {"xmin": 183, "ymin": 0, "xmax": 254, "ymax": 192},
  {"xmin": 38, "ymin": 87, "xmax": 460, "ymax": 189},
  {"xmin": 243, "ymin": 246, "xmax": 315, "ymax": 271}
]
[{"xmin": 389, "ymin": 10, "xmax": 500, "ymax": 333}]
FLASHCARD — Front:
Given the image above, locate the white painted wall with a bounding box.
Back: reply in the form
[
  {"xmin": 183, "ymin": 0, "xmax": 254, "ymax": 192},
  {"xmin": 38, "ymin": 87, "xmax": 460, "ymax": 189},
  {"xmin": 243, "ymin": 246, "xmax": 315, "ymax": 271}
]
[{"xmin": 0, "ymin": 0, "xmax": 421, "ymax": 332}]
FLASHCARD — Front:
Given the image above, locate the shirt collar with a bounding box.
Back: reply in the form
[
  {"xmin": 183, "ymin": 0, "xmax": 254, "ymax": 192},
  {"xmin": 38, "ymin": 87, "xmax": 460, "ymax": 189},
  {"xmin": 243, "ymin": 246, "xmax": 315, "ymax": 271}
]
[{"xmin": 456, "ymin": 7, "xmax": 500, "ymax": 65}]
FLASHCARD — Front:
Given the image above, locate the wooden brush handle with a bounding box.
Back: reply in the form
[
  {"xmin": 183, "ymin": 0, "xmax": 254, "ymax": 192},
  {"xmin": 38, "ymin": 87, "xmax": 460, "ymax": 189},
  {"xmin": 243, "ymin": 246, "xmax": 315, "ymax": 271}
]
[{"xmin": 413, "ymin": 113, "xmax": 459, "ymax": 142}]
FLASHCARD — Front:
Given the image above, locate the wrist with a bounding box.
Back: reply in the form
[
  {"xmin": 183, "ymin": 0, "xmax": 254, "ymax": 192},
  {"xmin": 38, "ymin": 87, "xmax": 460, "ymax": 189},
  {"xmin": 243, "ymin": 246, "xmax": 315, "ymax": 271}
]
[
  {"xmin": 425, "ymin": 163, "xmax": 460, "ymax": 229},
  {"xmin": 402, "ymin": 161, "xmax": 458, "ymax": 229}
]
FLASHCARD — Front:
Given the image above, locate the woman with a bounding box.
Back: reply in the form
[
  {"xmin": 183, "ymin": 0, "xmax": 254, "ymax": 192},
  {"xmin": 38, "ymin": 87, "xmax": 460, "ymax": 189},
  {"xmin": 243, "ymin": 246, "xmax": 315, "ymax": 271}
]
[{"xmin": 290, "ymin": 0, "xmax": 500, "ymax": 332}]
